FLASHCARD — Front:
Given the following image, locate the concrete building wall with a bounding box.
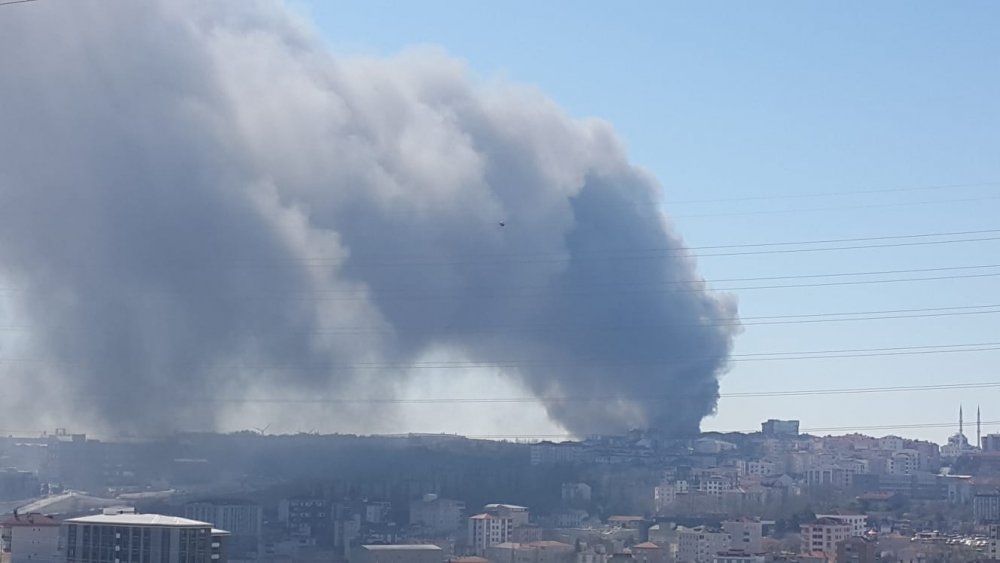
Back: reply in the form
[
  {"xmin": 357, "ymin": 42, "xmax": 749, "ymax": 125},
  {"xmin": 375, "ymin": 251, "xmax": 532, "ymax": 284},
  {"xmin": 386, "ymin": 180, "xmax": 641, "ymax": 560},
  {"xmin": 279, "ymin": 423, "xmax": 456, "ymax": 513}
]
[
  {"xmin": 358, "ymin": 545, "xmax": 442, "ymax": 563},
  {"xmin": 721, "ymin": 520, "xmax": 762, "ymax": 554},
  {"xmin": 1, "ymin": 522, "xmax": 60, "ymax": 563},
  {"xmin": 815, "ymin": 514, "xmax": 867, "ymax": 537}
]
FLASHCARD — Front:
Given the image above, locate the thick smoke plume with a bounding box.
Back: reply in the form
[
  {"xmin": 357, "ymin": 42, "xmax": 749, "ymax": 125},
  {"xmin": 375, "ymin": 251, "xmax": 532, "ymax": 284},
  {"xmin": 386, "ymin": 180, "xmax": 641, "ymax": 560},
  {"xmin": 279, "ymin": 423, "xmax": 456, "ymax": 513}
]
[{"xmin": 0, "ymin": 0, "xmax": 738, "ymax": 437}]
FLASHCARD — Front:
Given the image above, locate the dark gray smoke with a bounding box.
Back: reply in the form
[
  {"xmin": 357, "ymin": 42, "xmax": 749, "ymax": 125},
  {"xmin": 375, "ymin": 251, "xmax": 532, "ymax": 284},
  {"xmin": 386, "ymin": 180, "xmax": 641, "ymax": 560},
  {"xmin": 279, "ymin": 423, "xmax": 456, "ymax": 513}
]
[{"xmin": 0, "ymin": 0, "xmax": 738, "ymax": 437}]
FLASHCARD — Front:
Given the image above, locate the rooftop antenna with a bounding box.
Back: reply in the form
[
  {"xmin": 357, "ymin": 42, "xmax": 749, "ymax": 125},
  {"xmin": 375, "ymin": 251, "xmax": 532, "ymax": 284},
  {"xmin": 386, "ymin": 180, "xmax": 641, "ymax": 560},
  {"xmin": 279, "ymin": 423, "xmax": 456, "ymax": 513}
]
[
  {"xmin": 978, "ymin": 406, "xmax": 982, "ymax": 449},
  {"xmin": 960, "ymin": 405, "xmax": 964, "ymax": 437}
]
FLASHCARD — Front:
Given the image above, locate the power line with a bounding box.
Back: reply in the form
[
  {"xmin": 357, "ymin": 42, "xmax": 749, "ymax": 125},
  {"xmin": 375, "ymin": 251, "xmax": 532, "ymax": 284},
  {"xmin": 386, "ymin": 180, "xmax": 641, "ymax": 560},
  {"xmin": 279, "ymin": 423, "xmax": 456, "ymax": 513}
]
[
  {"xmin": 280, "ymin": 271, "xmax": 1000, "ymax": 301},
  {"xmin": 0, "ymin": 0, "xmax": 40, "ymax": 6},
  {"xmin": 308, "ymin": 306, "xmax": 1000, "ymax": 332},
  {"xmin": 307, "ymin": 305, "xmax": 1000, "ymax": 332},
  {"xmin": 307, "ymin": 227, "xmax": 1000, "ymax": 261},
  {"xmin": 2, "ymin": 303, "xmax": 998, "ymax": 334},
  {"xmin": 268, "ymin": 233, "xmax": 1000, "ymax": 269},
  {"xmin": 0, "ymin": 230, "xmax": 996, "ymax": 276},
  {"xmin": 673, "ymin": 194, "xmax": 1000, "ymax": 219},
  {"xmin": 109, "ymin": 381, "xmax": 1000, "ymax": 406},
  {"xmin": 670, "ymin": 228, "xmax": 1000, "ymax": 251},
  {"xmin": 224, "ymin": 263, "xmax": 1000, "ymax": 294},
  {"xmin": 665, "ymin": 181, "xmax": 1000, "ymax": 205},
  {"xmin": 2, "ymin": 341, "xmax": 997, "ymax": 370},
  {"xmin": 277, "ymin": 232, "xmax": 1000, "ymax": 267},
  {"xmin": 4, "ymin": 263, "xmax": 1000, "ymax": 299}
]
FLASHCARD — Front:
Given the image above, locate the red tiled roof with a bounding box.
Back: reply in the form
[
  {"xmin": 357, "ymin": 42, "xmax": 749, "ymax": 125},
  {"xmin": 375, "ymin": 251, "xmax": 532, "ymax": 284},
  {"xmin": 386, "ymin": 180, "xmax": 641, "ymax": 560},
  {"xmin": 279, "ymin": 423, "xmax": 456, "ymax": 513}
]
[
  {"xmin": 469, "ymin": 513, "xmax": 495, "ymax": 520},
  {"xmin": 632, "ymin": 542, "xmax": 661, "ymax": 550}
]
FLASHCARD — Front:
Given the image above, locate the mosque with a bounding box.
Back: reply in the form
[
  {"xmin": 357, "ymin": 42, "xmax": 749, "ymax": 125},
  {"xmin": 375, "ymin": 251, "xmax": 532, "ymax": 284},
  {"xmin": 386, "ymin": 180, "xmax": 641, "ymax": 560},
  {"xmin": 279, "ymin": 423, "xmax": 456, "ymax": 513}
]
[{"xmin": 941, "ymin": 405, "xmax": 981, "ymax": 459}]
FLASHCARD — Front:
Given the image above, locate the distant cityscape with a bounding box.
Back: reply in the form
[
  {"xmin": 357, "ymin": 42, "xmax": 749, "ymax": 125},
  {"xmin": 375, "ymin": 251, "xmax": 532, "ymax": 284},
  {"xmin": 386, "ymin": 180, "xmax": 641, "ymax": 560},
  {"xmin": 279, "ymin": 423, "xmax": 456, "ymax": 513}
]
[{"xmin": 0, "ymin": 412, "xmax": 998, "ymax": 562}]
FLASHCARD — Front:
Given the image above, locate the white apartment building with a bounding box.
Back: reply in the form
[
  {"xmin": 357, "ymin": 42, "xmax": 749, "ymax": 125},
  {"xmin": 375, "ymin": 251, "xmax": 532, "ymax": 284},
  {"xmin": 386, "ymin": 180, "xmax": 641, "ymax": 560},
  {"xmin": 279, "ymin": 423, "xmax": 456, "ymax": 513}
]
[
  {"xmin": 0, "ymin": 513, "xmax": 61, "ymax": 563},
  {"xmin": 677, "ymin": 526, "xmax": 731, "ymax": 563},
  {"xmin": 468, "ymin": 514, "xmax": 513, "ymax": 556},
  {"xmin": 64, "ymin": 509, "xmax": 230, "ymax": 563},
  {"xmin": 698, "ymin": 476, "xmax": 731, "ymax": 497},
  {"xmin": 468, "ymin": 504, "xmax": 528, "ymax": 556},
  {"xmin": 483, "ymin": 504, "xmax": 529, "ymax": 527},
  {"xmin": 815, "ymin": 514, "xmax": 867, "ymax": 537},
  {"xmin": 804, "ymin": 465, "xmax": 857, "ymax": 488},
  {"xmin": 885, "ymin": 450, "xmax": 920, "ymax": 476},
  {"xmin": 878, "ymin": 435, "xmax": 905, "ymax": 451},
  {"xmin": 988, "ymin": 523, "xmax": 1000, "ymax": 560},
  {"xmin": 737, "ymin": 460, "xmax": 777, "ymax": 477},
  {"xmin": 800, "ymin": 518, "xmax": 851, "ymax": 559}
]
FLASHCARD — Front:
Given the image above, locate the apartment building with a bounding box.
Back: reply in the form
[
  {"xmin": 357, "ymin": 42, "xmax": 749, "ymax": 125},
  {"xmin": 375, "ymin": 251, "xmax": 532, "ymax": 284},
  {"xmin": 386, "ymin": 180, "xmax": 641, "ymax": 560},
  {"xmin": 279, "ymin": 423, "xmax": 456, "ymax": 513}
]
[{"xmin": 64, "ymin": 509, "xmax": 229, "ymax": 563}]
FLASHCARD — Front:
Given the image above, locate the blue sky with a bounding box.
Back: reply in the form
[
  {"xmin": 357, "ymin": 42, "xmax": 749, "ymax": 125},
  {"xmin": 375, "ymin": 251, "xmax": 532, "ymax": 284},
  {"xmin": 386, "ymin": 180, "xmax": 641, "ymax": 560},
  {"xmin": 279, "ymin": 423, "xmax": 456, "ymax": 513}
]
[{"xmin": 295, "ymin": 1, "xmax": 1000, "ymax": 442}]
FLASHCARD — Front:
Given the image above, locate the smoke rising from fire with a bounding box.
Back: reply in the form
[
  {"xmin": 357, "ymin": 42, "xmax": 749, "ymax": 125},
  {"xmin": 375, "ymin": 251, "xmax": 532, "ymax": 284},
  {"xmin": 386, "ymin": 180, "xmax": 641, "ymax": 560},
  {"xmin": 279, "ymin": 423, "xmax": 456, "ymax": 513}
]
[{"xmin": 0, "ymin": 0, "xmax": 737, "ymax": 437}]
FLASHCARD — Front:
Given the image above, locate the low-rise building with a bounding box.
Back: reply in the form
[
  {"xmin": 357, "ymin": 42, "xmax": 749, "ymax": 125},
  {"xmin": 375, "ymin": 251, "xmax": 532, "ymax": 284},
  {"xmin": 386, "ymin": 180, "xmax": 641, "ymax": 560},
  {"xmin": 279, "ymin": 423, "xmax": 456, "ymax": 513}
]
[
  {"xmin": 814, "ymin": 514, "xmax": 867, "ymax": 537},
  {"xmin": 799, "ymin": 518, "xmax": 850, "ymax": 561},
  {"xmin": 0, "ymin": 513, "xmax": 61, "ymax": 563},
  {"xmin": 486, "ymin": 541, "xmax": 574, "ymax": 563},
  {"xmin": 761, "ymin": 419, "xmax": 799, "ymax": 437},
  {"xmin": 677, "ymin": 526, "xmax": 730, "ymax": 563},
  {"xmin": 721, "ymin": 519, "xmax": 762, "ymax": 554},
  {"xmin": 631, "ymin": 542, "xmax": 670, "ymax": 563},
  {"xmin": 836, "ymin": 536, "xmax": 877, "ymax": 563},
  {"xmin": 713, "ymin": 551, "xmax": 764, "ymax": 563},
  {"xmin": 410, "ymin": 494, "xmax": 465, "ymax": 536},
  {"xmin": 988, "ymin": 523, "xmax": 1000, "ymax": 560},
  {"xmin": 184, "ymin": 499, "xmax": 261, "ymax": 560},
  {"xmin": 483, "ymin": 504, "xmax": 529, "ymax": 527}
]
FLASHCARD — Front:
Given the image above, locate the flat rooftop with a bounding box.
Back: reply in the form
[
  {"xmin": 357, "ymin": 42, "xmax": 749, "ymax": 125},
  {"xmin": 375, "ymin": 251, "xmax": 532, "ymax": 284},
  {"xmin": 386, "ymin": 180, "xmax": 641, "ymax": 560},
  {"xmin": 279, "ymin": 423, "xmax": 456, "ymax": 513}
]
[
  {"xmin": 66, "ymin": 514, "xmax": 212, "ymax": 527},
  {"xmin": 362, "ymin": 545, "xmax": 442, "ymax": 551}
]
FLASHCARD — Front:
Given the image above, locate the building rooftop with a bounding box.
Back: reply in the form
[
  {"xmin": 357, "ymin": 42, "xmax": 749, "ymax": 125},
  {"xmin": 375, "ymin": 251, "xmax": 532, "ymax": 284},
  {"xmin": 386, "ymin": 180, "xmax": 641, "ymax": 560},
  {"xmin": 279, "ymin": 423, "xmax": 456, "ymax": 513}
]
[
  {"xmin": 362, "ymin": 545, "xmax": 442, "ymax": 551},
  {"xmin": 489, "ymin": 543, "xmax": 520, "ymax": 549},
  {"xmin": 608, "ymin": 515, "xmax": 644, "ymax": 522},
  {"xmin": 632, "ymin": 542, "xmax": 662, "ymax": 550},
  {"xmin": 186, "ymin": 498, "xmax": 258, "ymax": 506},
  {"xmin": 0, "ymin": 514, "xmax": 59, "ymax": 527},
  {"xmin": 17, "ymin": 492, "xmax": 120, "ymax": 516},
  {"xmin": 66, "ymin": 514, "xmax": 212, "ymax": 527},
  {"xmin": 483, "ymin": 503, "xmax": 527, "ymax": 510},
  {"xmin": 528, "ymin": 541, "xmax": 573, "ymax": 549},
  {"xmin": 469, "ymin": 513, "xmax": 496, "ymax": 520},
  {"xmin": 808, "ymin": 517, "xmax": 852, "ymax": 526}
]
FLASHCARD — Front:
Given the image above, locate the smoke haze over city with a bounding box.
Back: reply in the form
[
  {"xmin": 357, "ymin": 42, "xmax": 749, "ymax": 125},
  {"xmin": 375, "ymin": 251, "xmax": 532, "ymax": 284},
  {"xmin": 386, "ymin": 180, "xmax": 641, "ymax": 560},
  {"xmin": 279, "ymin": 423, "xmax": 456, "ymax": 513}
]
[{"xmin": 0, "ymin": 0, "xmax": 738, "ymax": 437}]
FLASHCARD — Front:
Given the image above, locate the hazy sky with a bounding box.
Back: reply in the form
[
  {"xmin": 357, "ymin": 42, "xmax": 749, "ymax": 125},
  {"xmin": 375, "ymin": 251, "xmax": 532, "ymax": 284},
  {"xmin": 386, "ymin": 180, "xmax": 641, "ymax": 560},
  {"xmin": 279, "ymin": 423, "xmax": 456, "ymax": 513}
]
[{"xmin": 295, "ymin": 0, "xmax": 1000, "ymax": 443}]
